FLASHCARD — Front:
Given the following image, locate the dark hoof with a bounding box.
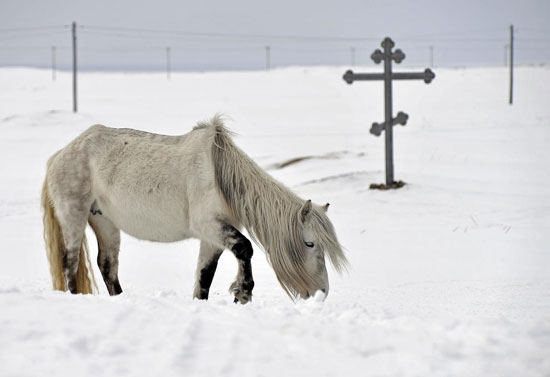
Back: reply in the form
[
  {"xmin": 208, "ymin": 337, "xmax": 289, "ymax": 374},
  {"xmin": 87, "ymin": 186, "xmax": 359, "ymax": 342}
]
[
  {"xmin": 193, "ymin": 287, "xmax": 209, "ymax": 300},
  {"xmin": 230, "ymin": 284, "xmax": 252, "ymax": 304},
  {"xmin": 233, "ymin": 292, "xmax": 251, "ymax": 304}
]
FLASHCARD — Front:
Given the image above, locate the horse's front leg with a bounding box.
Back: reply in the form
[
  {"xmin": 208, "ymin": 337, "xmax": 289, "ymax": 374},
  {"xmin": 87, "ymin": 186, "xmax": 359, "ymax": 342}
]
[
  {"xmin": 218, "ymin": 222, "xmax": 255, "ymax": 304},
  {"xmin": 193, "ymin": 241, "xmax": 223, "ymax": 300}
]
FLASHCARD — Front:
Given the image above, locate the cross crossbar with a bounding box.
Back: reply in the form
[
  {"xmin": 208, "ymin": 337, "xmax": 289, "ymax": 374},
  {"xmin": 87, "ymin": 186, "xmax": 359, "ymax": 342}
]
[
  {"xmin": 342, "ymin": 37, "xmax": 435, "ymax": 188},
  {"xmin": 343, "ymin": 69, "xmax": 435, "ymax": 84}
]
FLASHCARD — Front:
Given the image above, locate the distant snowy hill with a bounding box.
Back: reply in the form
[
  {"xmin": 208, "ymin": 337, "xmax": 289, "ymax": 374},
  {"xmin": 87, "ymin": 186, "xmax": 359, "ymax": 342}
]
[{"xmin": 0, "ymin": 66, "xmax": 549, "ymax": 377}]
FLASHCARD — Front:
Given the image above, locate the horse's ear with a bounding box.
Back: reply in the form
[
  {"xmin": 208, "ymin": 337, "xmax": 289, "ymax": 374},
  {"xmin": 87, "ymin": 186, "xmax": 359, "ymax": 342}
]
[
  {"xmin": 323, "ymin": 203, "xmax": 330, "ymax": 212},
  {"xmin": 300, "ymin": 199, "xmax": 312, "ymax": 223}
]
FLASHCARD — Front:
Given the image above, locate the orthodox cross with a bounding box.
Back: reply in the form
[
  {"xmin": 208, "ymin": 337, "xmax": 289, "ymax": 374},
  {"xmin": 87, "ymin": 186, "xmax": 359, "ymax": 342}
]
[{"xmin": 343, "ymin": 37, "xmax": 435, "ymax": 189}]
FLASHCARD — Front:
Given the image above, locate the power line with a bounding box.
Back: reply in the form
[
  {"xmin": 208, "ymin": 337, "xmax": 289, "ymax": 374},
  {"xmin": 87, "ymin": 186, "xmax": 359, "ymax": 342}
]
[
  {"xmin": 1, "ymin": 23, "xmax": 545, "ymax": 46},
  {"xmin": 1, "ymin": 23, "xmax": 548, "ymax": 70},
  {"xmin": 517, "ymin": 28, "xmax": 550, "ymax": 34},
  {"xmin": 276, "ymin": 46, "xmax": 351, "ymax": 52},
  {"xmin": 516, "ymin": 37, "xmax": 550, "ymax": 42},
  {"xmin": 400, "ymin": 37, "xmax": 505, "ymax": 42},
  {"xmin": 79, "ymin": 24, "xmax": 380, "ymax": 42},
  {"xmin": 77, "ymin": 28, "xmax": 520, "ymax": 48},
  {"xmin": 0, "ymin": 23, "xmax": 547, "ymax": 43},
  {"xmin": 0, "ymin": 31, "xmax": 67, "ymax": 41},
  {"xmin": 77, "ymin": 46, "xmax": 266, "ymax": 52},
  {"xmin": 79, "ymin": 29, "xmax": 220, "ymax": 42},
  {"xmin": 0, "ymin": 25, "xmax": 65, "ymax": 33},
  {"xmin": 0, "ymin": 46, "xmax": 68, "ymax": 50},
  {"xmin": 79, "ymin": 25, "xmax": 520, "ymax": 44},
  {"xmin": 398, "ymin": 27, "xmax": 506, "ymax": 39}
]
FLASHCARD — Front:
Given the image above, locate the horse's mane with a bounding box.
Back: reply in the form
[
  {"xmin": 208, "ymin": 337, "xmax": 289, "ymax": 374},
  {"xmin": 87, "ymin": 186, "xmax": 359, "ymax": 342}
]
[{"xmin": 195, "ymin": 115, "xmax": 347, "ymax": 298}]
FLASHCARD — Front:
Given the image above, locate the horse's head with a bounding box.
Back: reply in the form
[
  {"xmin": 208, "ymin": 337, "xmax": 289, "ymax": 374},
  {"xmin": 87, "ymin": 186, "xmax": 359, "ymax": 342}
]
[{"xmin": 270, "ymin": 199, "xmax": 348, "ymax": 301}]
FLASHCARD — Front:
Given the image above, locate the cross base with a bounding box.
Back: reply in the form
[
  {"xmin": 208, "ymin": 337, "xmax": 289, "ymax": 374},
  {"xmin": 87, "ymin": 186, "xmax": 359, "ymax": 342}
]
[{"xmin": 369, "ymin": 180, "xmax": 406, "ymax": 190}]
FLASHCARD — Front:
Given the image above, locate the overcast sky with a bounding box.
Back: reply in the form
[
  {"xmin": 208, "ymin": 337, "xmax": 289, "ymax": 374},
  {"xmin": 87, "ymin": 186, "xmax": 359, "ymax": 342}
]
[{"xmin": 1, "ymin": 0, "xmax": 548, "ymax": 70}]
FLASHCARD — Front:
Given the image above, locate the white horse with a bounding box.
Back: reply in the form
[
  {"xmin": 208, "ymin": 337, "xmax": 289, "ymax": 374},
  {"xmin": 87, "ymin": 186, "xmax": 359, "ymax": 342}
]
[{"xmin": 41, "ymin": 116, "xmax": 347, "ymax": 303}]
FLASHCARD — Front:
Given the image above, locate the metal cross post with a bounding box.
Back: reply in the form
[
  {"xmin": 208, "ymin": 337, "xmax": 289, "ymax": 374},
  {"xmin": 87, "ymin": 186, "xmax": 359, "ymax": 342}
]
[{"xmin": 343, "ymin": 37, "xmax": 435, "ymax": 189}]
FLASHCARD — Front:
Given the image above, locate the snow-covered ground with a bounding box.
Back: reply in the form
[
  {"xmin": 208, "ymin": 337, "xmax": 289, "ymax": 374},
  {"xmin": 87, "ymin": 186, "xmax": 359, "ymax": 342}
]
[{"xmin": 1, "ymin": 65, "xmax": 549, "ymax": 377}]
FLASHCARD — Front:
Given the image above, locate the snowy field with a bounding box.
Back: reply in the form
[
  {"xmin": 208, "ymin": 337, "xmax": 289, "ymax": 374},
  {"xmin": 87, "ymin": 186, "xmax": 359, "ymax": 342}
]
[{"xmin": 0, "ymin": 65, "xmax": 549, "ymax": 377}]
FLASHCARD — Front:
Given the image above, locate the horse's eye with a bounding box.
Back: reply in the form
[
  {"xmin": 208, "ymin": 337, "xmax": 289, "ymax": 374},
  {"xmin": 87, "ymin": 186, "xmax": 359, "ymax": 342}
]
[{"xmin": 305, "ymin": 242, "xmax": 314, "ymax": 248}]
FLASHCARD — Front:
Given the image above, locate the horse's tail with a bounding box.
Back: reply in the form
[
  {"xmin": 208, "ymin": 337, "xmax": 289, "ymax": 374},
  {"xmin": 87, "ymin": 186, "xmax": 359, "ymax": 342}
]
[{"xmin": 41, "ymin": 175, "xmax": 96, "ymax": 294}]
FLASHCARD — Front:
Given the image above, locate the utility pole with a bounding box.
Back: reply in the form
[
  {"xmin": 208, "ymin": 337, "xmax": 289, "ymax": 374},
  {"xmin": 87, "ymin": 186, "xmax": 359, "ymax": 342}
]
[
  {"xmin": 351, "ymin": 47, "xmax": 356, "ymax": 67},
  {"xmin": 166, "ymin": 47, "xmax": 171, "ymax": 80},
  {"xmin": 265, "ymin": 46, "xmax": 270, "ymax": 71},
  {"xmin": 72, "ymin": 21, "xmax": 77, "ymax": 112},
  {"xmin": 429, "ymin": 45, "xmax": 433, "ymax": 68},
  {"xmin": 51, "ymin": 46, "xmax": 56, "ymax": 81},
  {"xmin": 504, "ymin": 43, "xmax": 509, "ymax": 67},
  {"xmin": 509, "ymin": 25, "xmax": 514, "ymax": 105}
]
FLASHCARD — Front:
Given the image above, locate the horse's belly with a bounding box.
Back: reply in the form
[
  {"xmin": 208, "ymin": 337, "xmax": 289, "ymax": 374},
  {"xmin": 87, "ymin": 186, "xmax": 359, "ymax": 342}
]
[
  {"xmin": 95, "ymin": 196, "xmax": 191, "ymax": 243},
  {"xmin": 116, "ymin": 215, "xmax": 189, "ymax": 242}
]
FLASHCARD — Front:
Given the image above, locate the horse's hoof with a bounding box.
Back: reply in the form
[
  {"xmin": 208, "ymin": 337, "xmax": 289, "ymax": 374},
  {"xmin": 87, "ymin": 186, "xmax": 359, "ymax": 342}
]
[
  {"xmin": 230, "ymin": 281, "xmax": 252, "ymax": 304},
  {"xmin": 232, "ymin": 290, "xmax": 252, "ymax": 304}
]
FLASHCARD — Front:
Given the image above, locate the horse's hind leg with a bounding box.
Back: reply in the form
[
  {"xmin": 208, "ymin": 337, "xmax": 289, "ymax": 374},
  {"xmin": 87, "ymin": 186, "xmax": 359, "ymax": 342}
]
[
  {"xmin": 193, "ymin": 241, "xmax": 223, "ymax": 300},
  {"xmin": 88, "ymin": 211, "xmax": 123, "ymax": 295},
  {"xmin": 55, "ymin": 201, "xmax": 90, "ymax": 294}
]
